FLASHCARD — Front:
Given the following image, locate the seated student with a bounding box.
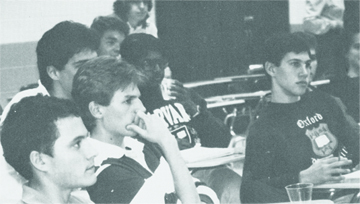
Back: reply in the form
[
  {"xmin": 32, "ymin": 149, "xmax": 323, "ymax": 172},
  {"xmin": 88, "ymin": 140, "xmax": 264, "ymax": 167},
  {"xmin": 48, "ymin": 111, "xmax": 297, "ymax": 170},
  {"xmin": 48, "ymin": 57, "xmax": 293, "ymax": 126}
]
[
  {"xmin": 241, "ymin": 32, "xmax": 359, "ymax": 203},
  {"xmin": 320, "ymin": 29, "xmax": 359, "ymax": 122},
  {"xmin": 111, "ymin": 0, "xmax": 158, "ymax": 37},
  {"xmin": 120, "ymin": 33, "xmax": 231, "ymax": 149},
  {"xmin": 1, "ymin": 95, "xmax": 97, "ymax": 203},
  {"xmin": 72, "ymin": 57, "xmax": 203, "ymax": 204},
  {"xmin": 120, "ymin": 33, "xmax": 241, "ymax": 203},
  {"xmin": 0, "ymin": 20, "xmax": 98, "ymax": 203},
  {"xmin": 91, "ymin": 16, "xmax": 130, "ymax": 58},
  {"xmin": 0, "ymin": 20, "xmax": 98, "ymax": 124}
]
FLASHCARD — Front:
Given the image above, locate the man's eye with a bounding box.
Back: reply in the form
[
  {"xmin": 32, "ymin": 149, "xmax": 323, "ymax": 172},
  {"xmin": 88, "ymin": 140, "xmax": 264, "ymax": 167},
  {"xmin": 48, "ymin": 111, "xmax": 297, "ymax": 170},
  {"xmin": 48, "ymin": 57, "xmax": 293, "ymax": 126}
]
[
  {"xmin": 291, "ymin": 62, "xmax": 300, "ymax": 66},
  {"xmin": 125, "ymin": 99, "xmax": 132, "ymax": 104},
  {"xmin": 74, "ymin": 141, "xmax": 81, "ymax": 149},
  {"xmin": 107, "ymin": 41, "xmax": 116, "ymax": 46}
]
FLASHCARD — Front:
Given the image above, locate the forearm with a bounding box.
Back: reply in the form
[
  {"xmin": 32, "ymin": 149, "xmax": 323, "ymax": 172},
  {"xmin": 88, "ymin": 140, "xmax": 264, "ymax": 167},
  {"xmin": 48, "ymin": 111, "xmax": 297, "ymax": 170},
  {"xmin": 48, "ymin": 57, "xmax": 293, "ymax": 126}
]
[
  {"xmin": 304, "ymin": 0, "xmax": 343, "ymax": 35},
  {"xmin": 303, "ymin": 17, "xmax": 341, "ymax": 35},
  {"xmin": 159, "ymin": 138, "xmax": 200, "ymax": 203}
]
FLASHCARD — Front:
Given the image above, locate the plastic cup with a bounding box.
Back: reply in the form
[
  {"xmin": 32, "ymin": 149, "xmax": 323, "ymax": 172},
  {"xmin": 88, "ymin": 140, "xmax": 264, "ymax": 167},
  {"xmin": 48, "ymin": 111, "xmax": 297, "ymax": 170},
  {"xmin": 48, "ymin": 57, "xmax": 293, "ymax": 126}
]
[{"xmin": 285, "ymin": 183, "xmax": 313, "ymax": 203}]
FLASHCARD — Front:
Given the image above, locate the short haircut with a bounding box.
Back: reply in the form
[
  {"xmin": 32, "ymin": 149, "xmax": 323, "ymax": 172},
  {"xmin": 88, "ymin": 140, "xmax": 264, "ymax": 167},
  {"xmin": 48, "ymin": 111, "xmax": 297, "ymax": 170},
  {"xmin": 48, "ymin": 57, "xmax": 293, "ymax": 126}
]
[
  {"xmin": 91, "ymin": 16, "xmax": 130, "ymax": 38},
  {"xmin": 113, "ymin": 0, "xmax": 152, "ymax": 28},
  {"xmin": 264, "ymin": 32, "xmax": 310, "ymax": 67},
  {"xmin": 120, "ymin": 33, "xmax": 166, "ymax": 65},
  {"xmin": 293, "ymin": 32, "xmax": 317, "ymax": 50},
  {"xmin": 1, "ymin": 95, "xmax": 81, "ymax": 180},
  {"xmin": 72, "ymin": 56, "xmax": 145, "ymax": 131},
  {"xmin": 293, "ymin": 32, "xmax": 318, "ymax": 60},
  {"xmin": 36, "ymin": 21, "xmax": 99, "ymax": 91}
]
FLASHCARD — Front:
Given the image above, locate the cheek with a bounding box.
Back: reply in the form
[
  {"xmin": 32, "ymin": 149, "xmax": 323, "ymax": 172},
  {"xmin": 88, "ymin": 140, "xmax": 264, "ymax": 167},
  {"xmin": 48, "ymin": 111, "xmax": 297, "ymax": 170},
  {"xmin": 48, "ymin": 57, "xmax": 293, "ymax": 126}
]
[
  {"xmin": 128, "ymin": 7, "xmax": 137, "ymax": 16},
  {"xmin": 351, "ymin": 50, "xmax": 360, "ymax": 59}
]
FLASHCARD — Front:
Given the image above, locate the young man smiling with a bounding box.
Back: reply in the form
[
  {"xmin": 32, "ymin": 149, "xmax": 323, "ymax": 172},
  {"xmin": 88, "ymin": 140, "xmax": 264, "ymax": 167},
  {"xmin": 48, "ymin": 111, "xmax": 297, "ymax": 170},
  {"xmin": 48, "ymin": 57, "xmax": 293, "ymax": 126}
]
[
  {"xmin": 241, "ymin": 32, "xmax": 359, "ymax": 203},
  {"xmin": 1, "ymin": 95, "xmax": 98, "ymax": 203}
]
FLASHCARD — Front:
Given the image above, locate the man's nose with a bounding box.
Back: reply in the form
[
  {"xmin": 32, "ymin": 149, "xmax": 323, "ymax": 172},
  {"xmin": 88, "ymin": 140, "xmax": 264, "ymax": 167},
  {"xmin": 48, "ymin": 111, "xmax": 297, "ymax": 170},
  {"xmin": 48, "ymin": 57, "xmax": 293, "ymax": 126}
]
[
  {"xmin": 84, "ymin": 138, "xmax": 98, "ymax": 160},
  {"xmin": 138, "ymin": 1, "xmax": 146, "ymax": 9},
  {"xmin": 136, "ymin": 98, "xmax": 146, "ymax": 113},
  {"xmin": 114, "ymin": 43, "xmax": 120, "ymax": 53},
  {"xmin": 299, "ymin": 64, "xmax": 309, "ymax": 77}
]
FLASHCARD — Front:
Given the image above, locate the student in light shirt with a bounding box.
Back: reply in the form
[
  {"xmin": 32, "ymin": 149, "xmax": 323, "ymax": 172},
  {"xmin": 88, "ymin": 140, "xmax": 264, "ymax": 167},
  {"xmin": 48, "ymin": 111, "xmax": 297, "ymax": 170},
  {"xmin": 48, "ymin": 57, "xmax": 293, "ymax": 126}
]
[{"xmin": 1, "ymin": 95, "xmax": 97, "ymax": 203}]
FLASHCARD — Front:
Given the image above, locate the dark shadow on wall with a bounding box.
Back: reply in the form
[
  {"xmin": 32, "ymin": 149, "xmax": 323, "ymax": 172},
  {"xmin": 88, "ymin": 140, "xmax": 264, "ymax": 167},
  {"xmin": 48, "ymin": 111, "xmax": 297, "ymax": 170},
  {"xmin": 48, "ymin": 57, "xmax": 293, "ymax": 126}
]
[{"xmin": 156, "ymin": 0, "xmax": 289, "ymax": 85}]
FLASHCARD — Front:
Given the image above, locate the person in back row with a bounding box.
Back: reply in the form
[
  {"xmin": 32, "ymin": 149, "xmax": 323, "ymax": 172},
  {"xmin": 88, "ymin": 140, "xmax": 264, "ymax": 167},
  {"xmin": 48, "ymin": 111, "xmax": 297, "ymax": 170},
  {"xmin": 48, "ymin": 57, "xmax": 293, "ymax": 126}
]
[
  {"xmin": 0, "ymin": 20, "xmax": 98, "ymax": 203},
  {"xmin": 91, "ymin": 15, "xmax": 129, "ymax": 58},
  {"xmin": 120, "ymin": 33, "xmax": 231, "ymax": 149},
  {"xmin": 1, "ymin": 95, "xmax": 98, "ymax": 203},
  {"xmin": 0, "ymin": 21, "xmax": 99, "ymax": 124},
  {"xmin": 241, "ymin": 32, "xmax": 359, "ymax": 203},
  {"xmin": 320, "ymin": 28, "xmax": 359, "ymax": 122},
  {"xmin": 111, "ymin": 0, "xmax": 157, "ymax": 37},
  {"xmin": 72, "ymin": 57, "xmax": 202, "ymax": 204},
  {"xmin": 120, "ymin": 33, "xmax": 241, "ymax": 203}
]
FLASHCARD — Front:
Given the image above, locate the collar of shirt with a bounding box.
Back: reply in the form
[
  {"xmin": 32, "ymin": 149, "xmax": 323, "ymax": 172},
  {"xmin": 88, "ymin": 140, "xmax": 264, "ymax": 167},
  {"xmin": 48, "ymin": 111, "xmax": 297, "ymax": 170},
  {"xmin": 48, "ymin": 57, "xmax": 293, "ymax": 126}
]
[
  {"xmin": 21, "ymin": 183, "xmax": 93, "ymax": 204},
  {"xmin": 89, "ymin": 137, "xmax": 152, "ymax": 172},
  {"xmin": 88, "ymin": 138, "xmax": 126, "ymax": 167}
]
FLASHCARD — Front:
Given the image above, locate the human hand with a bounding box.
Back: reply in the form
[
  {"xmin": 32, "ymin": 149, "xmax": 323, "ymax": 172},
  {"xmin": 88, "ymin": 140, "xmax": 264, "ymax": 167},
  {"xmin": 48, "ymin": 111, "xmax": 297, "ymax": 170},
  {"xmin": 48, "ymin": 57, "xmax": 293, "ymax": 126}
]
[
  {"xmin": 352, "ymin": 164, "xmax": 360, "ymax": 172},
  {"xmin": 126, "ymin": 111, "xmax": 176, "ymax": 147},
  {"xmin": 299, "ymin": 156, "xmax": 353, "ymax": 184},
  {"xmin": 166, "ymin": 79, "xmax": 198, "ymax": 116}
]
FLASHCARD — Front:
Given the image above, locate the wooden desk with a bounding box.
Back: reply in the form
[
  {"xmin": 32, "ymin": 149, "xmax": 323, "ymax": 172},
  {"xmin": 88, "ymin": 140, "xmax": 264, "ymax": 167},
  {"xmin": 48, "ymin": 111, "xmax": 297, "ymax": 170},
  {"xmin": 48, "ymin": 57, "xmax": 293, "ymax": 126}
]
[
  {"xmin": 314, "ymin": 171, "xmax": 360, "ymax": 189},
  {"xmin": 181, "ymin": 147, "xmax": 245, "ymax": 168},
  {"xmin": 186, "ymin": 154, "xmax": 245, "ymax": 168},
  {"xmin": 183, "ymin": 74, "xmax": 266, "ymax": 88},
  {"xmin": 206, "ymin": 99, "xmax": 246, "ymax": 109},
  {"xmin": 270, "ymin": 200, "xmax": 333, "ymax": 204}
]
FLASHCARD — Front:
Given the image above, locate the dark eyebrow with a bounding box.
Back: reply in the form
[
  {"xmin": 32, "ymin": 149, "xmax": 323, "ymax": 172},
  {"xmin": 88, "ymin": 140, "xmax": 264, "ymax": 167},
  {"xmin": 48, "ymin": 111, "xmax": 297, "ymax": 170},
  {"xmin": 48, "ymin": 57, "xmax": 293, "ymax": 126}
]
[
  {"xmin": 70, "ymin": 134, "xmax": 88, "ymax": 145},
  {"xmin": 124, "ymin": 95, "xmax": 138, "ymax": 100},
  {"xmin": 287, "ymin": 58, "xmax": 311, "ymax": 63},
  {"xmin": 105, "ymin": 36, "xmax": 118, "ymax": 41}
]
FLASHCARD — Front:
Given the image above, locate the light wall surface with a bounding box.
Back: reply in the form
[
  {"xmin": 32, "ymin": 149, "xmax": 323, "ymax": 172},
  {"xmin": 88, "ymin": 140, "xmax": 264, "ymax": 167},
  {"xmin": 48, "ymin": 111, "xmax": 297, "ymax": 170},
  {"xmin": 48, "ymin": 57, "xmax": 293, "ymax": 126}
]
[
  {"xmin": 0, "ymin": 0, "xmax": 303, "ymax": 109},
  {"xmin": 0, "ymin": 0, "xmax": 114, "ymax": 108}
]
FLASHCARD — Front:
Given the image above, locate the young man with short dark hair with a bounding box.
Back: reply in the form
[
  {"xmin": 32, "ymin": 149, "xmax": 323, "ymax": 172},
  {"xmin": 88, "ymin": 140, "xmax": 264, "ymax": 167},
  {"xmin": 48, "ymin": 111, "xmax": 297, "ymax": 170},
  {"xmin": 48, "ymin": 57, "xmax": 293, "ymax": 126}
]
[
  {"xmin": 72, "ymin": 57, "xmax": 201, "ymax": 204},
  {"xmin": 241, "ymin": 32, "xmax": 359, "ymax": 203},
  {"xmin": 1, "ymin": 21, "xmax": 99, "ymax": 123},
  {"xmin": 120, "ymin": 33, "xmax": 241, "ymax": 203},
  {"xmin": 1, "ymin": 95, "xmax": 98, "ymax": 203},
  {"xmin": 91, "ymin": 16, "xmax": 129, "ymax": 58},
  {"xmin": 0, "ymin": 20, "xmax": 99, "ymax": 202}
]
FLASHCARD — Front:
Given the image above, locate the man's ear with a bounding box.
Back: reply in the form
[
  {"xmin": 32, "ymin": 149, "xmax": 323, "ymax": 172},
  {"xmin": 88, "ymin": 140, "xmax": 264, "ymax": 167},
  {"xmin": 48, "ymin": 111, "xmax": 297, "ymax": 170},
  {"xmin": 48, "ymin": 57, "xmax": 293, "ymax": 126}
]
[
  {"xmin": 89, "ymin": 101, "xmax": 104, "ymax": 119},
  {"xmin": 47, "ymin": 66, "xmax": 60, "ymax": 81},
  {"xmin": 264, "ymin": 61, "xmax": 276, "ymax": 77},
  {"xmin": 29, "ymin": 151, "xmax": 49, "ymax": 172}
]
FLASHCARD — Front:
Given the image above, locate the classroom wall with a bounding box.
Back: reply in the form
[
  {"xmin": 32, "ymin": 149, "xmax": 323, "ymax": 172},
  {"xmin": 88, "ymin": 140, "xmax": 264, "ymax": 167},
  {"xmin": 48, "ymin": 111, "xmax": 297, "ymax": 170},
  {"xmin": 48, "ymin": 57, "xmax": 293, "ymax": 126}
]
[
  {"xmin": 0, "ymin": 0, "xmax": 303, "ymax": 109},
  {"xmin": 289, "ymin": 0, "xmax": 306, "ymax": 32},
  {"xmin": 0, "ymin": 0, "xmax": 114, "ymax": 108}
]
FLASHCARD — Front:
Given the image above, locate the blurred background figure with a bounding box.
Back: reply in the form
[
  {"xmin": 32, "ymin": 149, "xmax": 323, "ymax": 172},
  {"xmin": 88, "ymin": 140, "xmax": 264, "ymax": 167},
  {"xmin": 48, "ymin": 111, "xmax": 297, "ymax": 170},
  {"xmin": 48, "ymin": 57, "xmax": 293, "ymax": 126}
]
[
  {"xmin": 303, "ymin": 0, "xmax": 345, "ymax": 80},
  {"xmin": 320, "ymin": 28, "xmax": 360, "ymax": 122},
  {"xmin": 111, "ymin": 0, "xmax": 158, "ymax": 38},
  {"xmin": 91, "ymin": 16, "xmax": 130, "ymax": 58}
]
